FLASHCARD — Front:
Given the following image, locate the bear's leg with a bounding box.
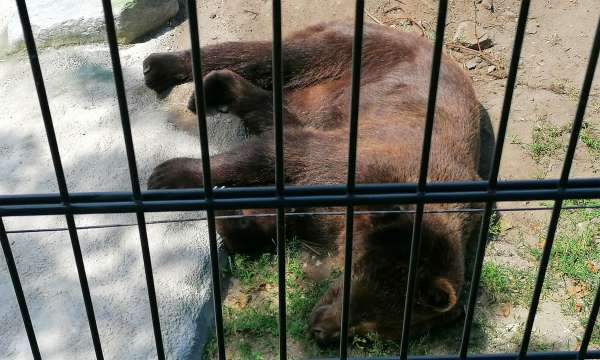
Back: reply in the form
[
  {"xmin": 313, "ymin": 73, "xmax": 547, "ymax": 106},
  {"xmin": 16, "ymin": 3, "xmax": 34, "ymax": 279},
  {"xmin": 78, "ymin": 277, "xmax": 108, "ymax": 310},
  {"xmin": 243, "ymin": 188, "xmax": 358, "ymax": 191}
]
[
  {"xmin": 147, "ymin": 136, "xmax": 281, "ymax": 254},
  {"xmin": 187, "ymin": 69, "xmax": 300, "ymax": 134},
  {"xmin": 143, "ymin": 23, "xmax": 356, "ymax": 93},
  {"xmin": 147, "ymin": 135, "xmax": 277, "ymax": 190}
]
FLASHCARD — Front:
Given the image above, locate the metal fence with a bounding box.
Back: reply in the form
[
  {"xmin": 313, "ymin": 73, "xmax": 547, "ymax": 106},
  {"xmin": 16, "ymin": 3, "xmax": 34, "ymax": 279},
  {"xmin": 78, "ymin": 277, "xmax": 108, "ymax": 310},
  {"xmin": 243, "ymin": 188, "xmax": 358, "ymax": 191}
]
[{"xmin": 1, "ymin": 0, "xmax": 600, "ymax": 359}]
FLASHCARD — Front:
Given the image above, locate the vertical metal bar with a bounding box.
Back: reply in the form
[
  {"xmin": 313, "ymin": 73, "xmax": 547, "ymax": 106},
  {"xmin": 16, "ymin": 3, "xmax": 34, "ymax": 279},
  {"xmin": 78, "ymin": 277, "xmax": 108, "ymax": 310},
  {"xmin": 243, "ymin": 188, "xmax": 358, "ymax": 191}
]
[
  {"xmin": 186, "ymin": 1, "xmax": 226, "ymax": 359},
  {"xmin": 339, "ymin": 0, "xmax": 365, "ymax": 358},
  {"xmin": 100, "ymin": 1, "xmax": 165, "ymax": 358},
  {"xmin": 398, "ymin": 1, "xmax": 447, "ymax": 359},
  {"xmin": 579, "ymin": 281, "xmax": 600, "ymax": 360},
  {"xmin": 0, "ymin": 218, "xmax": 41, "ymax": 359},
  {"xmin": 458, "ymin": 1, "xmax": 531, "ymax": 357},
  {"xmin": 519, "ymin": 17, "xmax": 600, "ymax": 359},
  {"xmin": 15, "ymin": 1, "xmax": 104, "ymax": 358},
  {"xmin": 271, "ymin": 0, "xmax": 287, "ymax": 358}
]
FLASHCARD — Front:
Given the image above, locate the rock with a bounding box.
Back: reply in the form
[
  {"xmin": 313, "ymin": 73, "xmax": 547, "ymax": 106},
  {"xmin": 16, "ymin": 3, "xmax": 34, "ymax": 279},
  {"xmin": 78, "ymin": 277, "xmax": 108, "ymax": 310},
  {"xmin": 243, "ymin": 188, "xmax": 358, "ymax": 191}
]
[
  {"xmin": 0, "ymin": 0, "xmax": 179, "ymax": 56},
  {"xmin": 465, "ymin": 58, "xmax": 480, "ymax": 70},
  {"xmin": 453, "ymin": 21, "xmax": 494, "ymax": 50},
  {"xmin": 487, "ymin": 65, "xmax": 497, "ymax": 73},
  {"xmin": 481, "ymin": 0, "xmax": 494, "ymax": 12},
  {"xmin": 527, "ymin": 19, "xmax": 540, "ymax": 35}
]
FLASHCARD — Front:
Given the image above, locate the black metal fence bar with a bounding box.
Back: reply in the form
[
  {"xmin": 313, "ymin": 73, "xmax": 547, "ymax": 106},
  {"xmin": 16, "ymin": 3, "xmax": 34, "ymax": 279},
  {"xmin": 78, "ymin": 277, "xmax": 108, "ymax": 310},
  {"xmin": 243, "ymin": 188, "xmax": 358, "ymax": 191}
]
[
  {"xmin": 14, "ymin": 0, "xmax": 104, "ymax": 358},
  {"xmin": 339, "ymin": 0, "xmax": 365, "ymax": 358},
  {"xmin": 2, "ymin": 185, "xmax": 600, "ymax": 217},
  {"xmin": 0, "ymin": 218, "xmax": 41, "ymax": 359},
  {"xmin": 99, "ymin": 0, "xmax": 165, "ymax": 358},
  {"xmin": 2, "ymin": 178, "xmax": 600, "ymax": 207},
  {"xmin": 579, "ymin": 281, "xmax": 600, "ymax": 360},
  {"xmin": 458, "ymin": 1, "xmax": 531, "ymax": 357},
  {"xmin": 519, "ymin": 16, "xmax": 600, "ymax": 359},
  {"xmin": 399, "ymin": 1, "xmax": 448, "ymax": 358},
  {"xmin": 270, "ymin": 0, "xmax": 287, "ymax": 358},
  {"xmin": 186, "ymin": 0, "xmax": 226, "ymax": 358}
]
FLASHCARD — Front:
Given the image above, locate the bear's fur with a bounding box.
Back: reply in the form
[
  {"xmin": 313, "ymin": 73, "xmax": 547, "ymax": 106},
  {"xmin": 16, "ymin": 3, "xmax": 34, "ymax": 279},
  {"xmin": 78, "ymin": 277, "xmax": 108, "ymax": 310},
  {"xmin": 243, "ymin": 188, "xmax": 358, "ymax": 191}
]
[{"xmin": 143, "ymin": 21, "xmax": 483, "ymax": 345}]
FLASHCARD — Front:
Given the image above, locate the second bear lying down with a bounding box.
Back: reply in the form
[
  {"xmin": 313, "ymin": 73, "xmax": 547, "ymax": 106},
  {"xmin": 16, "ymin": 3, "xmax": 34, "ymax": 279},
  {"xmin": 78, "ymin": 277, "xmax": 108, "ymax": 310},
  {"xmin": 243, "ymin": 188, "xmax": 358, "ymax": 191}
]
[{"xmin": 143, "ymin": 21, "xmax": 482, "ymax": 345}]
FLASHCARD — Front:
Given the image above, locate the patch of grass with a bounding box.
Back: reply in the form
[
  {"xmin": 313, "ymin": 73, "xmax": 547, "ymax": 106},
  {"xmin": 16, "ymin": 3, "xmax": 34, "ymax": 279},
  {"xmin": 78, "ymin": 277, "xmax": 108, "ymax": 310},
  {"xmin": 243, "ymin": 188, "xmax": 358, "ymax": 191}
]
[
  {"xmin": 581, "ymin": 122, "xmax": 600, "ymax": 171},
  {"xmin": 229, "ymin": 253, "xmax": 279, "ymax": 287},
  {"xmin": 239, "ymin": 341, "xmax": 266, "ymax": 360},
  {"xmin": 488, "ymin": 213, "xmax": 502, "ymax": 240},
  {"xmin": 551, "ymin": 200, "xmax": 600, "ymax": 292},
  {"xmin": 524, "ymin": 117, "xmax": 568, "ymax": 164},
  {"xmin": 204, "ymin": 246, "xmax": 336, "ymax": 359},
  {"xmin": 224, "ymin": 306, "xmax": 278, "ymax": 337},
  {"xmin": 522, "ymin": 199, "xmax": 600, "ymax": 349},
  {"xmin": 481, "ymin": 262, "xmax": 535, "ymax": 305}
]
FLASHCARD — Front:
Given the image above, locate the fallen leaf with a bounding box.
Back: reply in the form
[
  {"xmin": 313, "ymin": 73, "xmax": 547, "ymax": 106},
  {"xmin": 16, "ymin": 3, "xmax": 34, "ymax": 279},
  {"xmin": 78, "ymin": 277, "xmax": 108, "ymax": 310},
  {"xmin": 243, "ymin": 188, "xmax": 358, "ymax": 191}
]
[
  {"xmin": 499, "ymin": 303, "xmax": 512, "ymax": 317},
  {"xmin": 567, "ymin": 281, "xmax": 589, "ymax": 298},
  {"xmin": 587, "ymin": 261, "xmax": 598, "ymax": 273},
  {"xmin": 575, "ymin": 303, "xmax": 583, "ymax": 313}
]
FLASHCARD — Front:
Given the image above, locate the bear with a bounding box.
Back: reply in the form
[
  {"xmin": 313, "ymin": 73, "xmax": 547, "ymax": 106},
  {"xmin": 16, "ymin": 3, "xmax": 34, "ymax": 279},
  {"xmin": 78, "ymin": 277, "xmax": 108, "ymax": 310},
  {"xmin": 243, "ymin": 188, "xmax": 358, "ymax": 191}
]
[{"xmin": 142, "ymin": 21, "xmax": 483, "ymax": 346}]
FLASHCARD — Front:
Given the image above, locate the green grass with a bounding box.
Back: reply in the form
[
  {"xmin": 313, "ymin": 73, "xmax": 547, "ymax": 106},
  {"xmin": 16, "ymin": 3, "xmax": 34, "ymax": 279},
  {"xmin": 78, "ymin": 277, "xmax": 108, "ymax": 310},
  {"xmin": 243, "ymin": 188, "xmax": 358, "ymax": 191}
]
[
  {"xmin": 527, "ymin": 200, "xmax": 600, "ymax": 348},
  {"xmin": 481, "ymin": 262, "xmax": 535, "ymax": 305},
  {"xmin": 488, "ymin": 213, "xmax": 503, "ymax": 240},
  {"xmin": 581, "ymin": 122, "xmax": 600, "ymax": 171},
  {"xmin": 522, "ymin": 80, "xmax": 600, "ymax": 168},
  {"xmin": 203, "ymin": 245, "xmax": 335, "ymax": 359},
  {"xmin": 553, "ymin": 200, "xmax": 600, "ymax": 292},
  {"xmin": 525, "ymin": 118, "xmax": 568, "ymax": 164}
]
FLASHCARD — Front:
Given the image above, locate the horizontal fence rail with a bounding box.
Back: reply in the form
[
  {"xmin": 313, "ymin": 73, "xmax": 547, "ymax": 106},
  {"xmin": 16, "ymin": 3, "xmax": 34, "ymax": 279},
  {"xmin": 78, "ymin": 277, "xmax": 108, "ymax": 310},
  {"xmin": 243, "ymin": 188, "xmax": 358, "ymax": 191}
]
[
  {"xmin": 1, "ymin": 181, "xmax": 599, "ymax": 216},
  {"xmin": 3, "ymin": 0, "xmax": 600, "ymax": 359}
]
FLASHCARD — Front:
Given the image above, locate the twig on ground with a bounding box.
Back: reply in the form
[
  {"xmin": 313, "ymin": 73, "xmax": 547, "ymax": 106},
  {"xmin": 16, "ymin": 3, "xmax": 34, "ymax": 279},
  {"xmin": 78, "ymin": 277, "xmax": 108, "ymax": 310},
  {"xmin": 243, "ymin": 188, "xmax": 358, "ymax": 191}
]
[
  {"xmin": 243, "ymin": 9, "xmax": 259, "ymax": 19},
  {"xmin": 384, "ymin": 6, "xmax": 404, "ymax": 14},
  {"xmin": 397, "ymin": 16, "xmax": 426, "ymax": 36},
  {"xmin": 445, "ymin": 42, "xmax": 503, "ymax": 70},
  {"xmin": 365, "ymin": 9, "xmax": 385, "ymax": 25},
  {"xmin": 365, "ymin": 8, "xmax": 427, "ymax": 37},
  {"xmin": 302, "ymin": 242, "xmax": 322, "ymax": 256}
]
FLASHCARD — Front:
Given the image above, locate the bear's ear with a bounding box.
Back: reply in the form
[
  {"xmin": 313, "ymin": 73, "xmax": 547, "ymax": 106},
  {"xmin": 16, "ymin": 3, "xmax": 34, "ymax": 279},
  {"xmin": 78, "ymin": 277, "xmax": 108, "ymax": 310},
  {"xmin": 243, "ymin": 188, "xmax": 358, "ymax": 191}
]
[{"xmin": 420, "ymin": 277, "xmax": 457, "ymax": 313}]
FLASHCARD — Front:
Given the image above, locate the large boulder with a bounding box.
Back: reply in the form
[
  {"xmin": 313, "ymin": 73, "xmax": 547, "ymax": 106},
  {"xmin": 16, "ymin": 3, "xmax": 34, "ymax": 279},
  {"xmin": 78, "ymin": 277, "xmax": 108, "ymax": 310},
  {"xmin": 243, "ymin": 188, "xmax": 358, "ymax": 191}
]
[{"xmin": 0, "ymin": 0, "xmax": 178, "ymax": 56}]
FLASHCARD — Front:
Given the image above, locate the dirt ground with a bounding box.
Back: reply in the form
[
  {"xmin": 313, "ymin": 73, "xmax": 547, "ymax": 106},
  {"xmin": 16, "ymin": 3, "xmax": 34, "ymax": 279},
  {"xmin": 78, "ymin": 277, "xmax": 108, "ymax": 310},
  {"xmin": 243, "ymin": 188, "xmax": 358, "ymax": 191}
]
[{"xmin": 144, "ymin": 0, "xmax": 600, "ymax": 358}]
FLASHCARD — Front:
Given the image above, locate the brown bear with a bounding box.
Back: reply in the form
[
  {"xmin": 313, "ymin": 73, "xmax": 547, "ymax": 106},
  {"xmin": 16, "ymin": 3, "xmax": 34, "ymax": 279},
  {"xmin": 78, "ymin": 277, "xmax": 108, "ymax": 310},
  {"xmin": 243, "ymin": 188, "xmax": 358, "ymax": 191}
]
[{"xmin": 142, "ymin": 21, "xmax": 483, "ymax": 345}]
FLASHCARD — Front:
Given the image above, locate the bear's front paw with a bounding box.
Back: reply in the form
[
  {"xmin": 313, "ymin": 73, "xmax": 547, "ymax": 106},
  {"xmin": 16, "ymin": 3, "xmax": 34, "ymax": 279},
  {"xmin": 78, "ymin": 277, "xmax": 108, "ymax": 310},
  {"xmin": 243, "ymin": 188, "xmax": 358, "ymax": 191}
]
[
  {"xmin": 147, "ymin": 158, "xmax": 203, "ymax": 189},
  {"xmin": 143, "ymin": 52, "xmax": 190, "ymax": 93}
]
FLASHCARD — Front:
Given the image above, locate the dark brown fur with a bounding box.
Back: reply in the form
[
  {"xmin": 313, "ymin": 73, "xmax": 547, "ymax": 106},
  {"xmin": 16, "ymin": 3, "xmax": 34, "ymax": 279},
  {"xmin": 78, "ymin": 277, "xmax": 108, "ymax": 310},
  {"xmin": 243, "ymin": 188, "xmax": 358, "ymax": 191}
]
[{"xmin": 143, "ymin": 21, "xmax": 482, "ymax": 345}]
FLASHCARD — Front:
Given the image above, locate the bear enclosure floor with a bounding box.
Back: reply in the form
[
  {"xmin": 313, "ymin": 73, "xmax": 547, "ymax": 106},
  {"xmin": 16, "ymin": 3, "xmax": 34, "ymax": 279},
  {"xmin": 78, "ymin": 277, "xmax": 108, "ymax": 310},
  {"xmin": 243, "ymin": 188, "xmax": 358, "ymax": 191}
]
[{"xmin": 201, "ymin": 0, "xmax": 600, "ymax": 358}]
